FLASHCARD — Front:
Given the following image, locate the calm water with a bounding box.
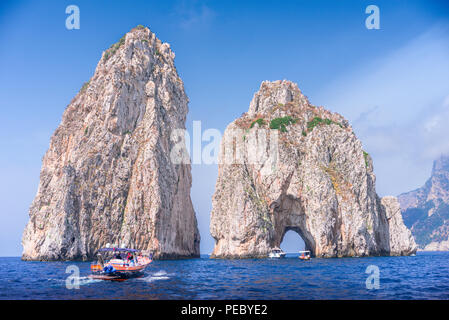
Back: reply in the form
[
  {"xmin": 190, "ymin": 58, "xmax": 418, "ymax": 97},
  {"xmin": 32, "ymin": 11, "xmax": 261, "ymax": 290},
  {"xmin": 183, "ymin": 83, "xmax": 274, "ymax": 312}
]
[{"xmin": 1, "ymin": 252, "xmax": 448, "ymax": 299}]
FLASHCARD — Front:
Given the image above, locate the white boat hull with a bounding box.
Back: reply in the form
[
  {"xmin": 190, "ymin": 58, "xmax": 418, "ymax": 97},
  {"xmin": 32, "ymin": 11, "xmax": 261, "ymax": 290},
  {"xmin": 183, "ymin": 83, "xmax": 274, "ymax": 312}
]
[{"xmin": 268, "ymin": 252, "xmax": 286, "ymax": 259}]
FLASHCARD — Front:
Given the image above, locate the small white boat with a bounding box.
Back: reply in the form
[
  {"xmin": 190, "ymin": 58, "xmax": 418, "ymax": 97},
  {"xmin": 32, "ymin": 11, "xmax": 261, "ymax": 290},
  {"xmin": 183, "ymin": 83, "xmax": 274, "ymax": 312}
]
[{"xmin": 268, "ymin": 247, "xmax": 286, "ymax": 259}]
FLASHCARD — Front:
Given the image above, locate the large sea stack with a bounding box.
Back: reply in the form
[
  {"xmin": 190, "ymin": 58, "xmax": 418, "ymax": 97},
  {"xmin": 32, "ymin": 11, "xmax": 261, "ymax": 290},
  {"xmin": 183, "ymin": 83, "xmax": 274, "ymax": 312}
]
[
  {"xmin": 210, "ymin": 80, "xmax": 416, "ymax": 258},
  {"xmin": 22, "ymin": 26, "xmax": 200, "ymax": 260},
  {"xmin": 399, "ymin": 154, "xmax": 449, "ymax": 250}
]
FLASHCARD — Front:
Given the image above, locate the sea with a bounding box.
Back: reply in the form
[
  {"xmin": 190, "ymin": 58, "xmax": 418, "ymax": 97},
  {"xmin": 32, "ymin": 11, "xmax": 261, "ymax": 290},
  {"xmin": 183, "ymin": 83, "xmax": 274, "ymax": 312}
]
[{"xmin": 0, "ymin": 251, "xmax": 448, "ymax": 300}]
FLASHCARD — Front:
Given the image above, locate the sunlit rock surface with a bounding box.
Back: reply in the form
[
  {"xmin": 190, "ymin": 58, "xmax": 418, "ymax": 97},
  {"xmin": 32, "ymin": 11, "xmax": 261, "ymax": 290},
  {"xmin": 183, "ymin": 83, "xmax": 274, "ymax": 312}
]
[
  {"xmin": 210, "ymin": 80, "xmax": 416, "ymax": 258},
  {"xmin": 22, "ymin": 26, "xmax": 200, "ymax": 260}
]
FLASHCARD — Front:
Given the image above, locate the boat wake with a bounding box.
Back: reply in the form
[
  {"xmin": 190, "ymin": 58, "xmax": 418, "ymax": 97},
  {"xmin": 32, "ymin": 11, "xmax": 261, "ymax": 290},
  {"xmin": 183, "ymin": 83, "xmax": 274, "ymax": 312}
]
[
  {"xmin": 76, "ymin": 276, "xmax": 102, "ymax": 286},
  {"xmin": 138, "ymin": 270, "xmax": 171, "ymax": 283},
  {"xmin": 47, "ymin": 276, "xmax": 102, "ymax": 287}
]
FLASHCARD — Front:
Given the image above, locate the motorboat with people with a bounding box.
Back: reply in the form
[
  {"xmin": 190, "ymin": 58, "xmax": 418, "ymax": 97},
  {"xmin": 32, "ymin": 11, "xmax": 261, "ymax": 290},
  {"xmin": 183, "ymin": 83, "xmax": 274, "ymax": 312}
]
[
  {"xmin": 268, "ymin": 247, "xmax": 286, "ymax": 259},
  {"xmin": 89, "ymin": 246, "xmax": 152, "ymax": 281},
  {"xmin": 298, "ymin": 250, "xmax": 311, "ymax": 260}
]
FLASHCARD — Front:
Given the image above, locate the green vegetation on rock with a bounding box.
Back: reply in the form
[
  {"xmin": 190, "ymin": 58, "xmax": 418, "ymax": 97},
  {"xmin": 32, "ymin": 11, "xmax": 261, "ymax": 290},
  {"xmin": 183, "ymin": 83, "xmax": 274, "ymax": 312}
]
[
  {"xmin": 80, "ymin": 80, "xmax": 90, "ymax": 93},
  {"xmin": 363, "ymin": 151, "xmax": 369, "ymax": 168},
  {"xmin": 269, "ymin": 116, "xmax": 298, "ymax": 133},
  {"xmin": 306, "ymin": 116, "xmax": 342, "ymax": 132},
  {"xmin": 403, "ymin": 202, "xmax": 449, "ymax": 246},
  {"xmin": 104, "ymin": 35, "xmax": 126, "ymax": 61},
  {"xmin": 250, "ymin": 118, "xmax": 266, "ymax": 128}
]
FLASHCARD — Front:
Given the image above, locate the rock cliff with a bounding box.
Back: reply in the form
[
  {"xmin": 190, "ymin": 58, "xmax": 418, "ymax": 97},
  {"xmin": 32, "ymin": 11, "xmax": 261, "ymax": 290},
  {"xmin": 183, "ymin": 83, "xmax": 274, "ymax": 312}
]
[
  {"xmin": 210, "ymin": 80, "xmax": 416, "ymax": 258},
  {"xmin": 398, "ymin": 155, "xmax": 449, "ymax": 250},
  {"xmin": 22, "ymin": 25, "xmax": 200, "ymax": 260}
]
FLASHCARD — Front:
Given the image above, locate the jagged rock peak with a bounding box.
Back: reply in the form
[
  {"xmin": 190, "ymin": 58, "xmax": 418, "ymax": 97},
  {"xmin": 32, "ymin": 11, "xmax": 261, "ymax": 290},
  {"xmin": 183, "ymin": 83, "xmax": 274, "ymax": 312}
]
[
  {"xmin": 248, "ymin": 80, "xmax": 309, "ymax": 115},
  {"xmin": 238, "ymin": 80, "xmax": 350, "ymax": 132},
  {"xmin": 210, "ymin": 80, "xmax": 416, "ymax": 259},
  {"xmin": 22, "ymin": 25, "xmax": 200, "ymax": 261},
  {"xmin": 399, "ymin": 154, "xmax": 449, "ymax": 250},
  {"xmin": 399, "ymin": 154, "xmax": 449, "ymax": 212},
  {"xmin": 434, "ymin": 154, "xmax": 449, "ymax": 170},
  {"xmin": 99, "ymin": 25, "xmax": 177, "ymax": 69}
]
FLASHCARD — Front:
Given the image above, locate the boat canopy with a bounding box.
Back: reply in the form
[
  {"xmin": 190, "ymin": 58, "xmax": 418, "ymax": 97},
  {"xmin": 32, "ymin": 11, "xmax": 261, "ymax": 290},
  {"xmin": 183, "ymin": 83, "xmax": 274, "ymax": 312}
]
[
  {"xmin": 298, "ymin": 250, "xmax": 311, "ymax": 254},
  {"xmin": 97, "ymin": 247, "xmax": 139, "ymax": 253}
]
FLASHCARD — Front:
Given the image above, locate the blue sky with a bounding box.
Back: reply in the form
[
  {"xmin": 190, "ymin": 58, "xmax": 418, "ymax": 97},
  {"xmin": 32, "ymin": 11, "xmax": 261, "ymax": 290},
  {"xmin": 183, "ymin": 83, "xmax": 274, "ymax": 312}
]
[{"xmin": 1, "ymin": 0, "xmax": 448, "ymax": 256}]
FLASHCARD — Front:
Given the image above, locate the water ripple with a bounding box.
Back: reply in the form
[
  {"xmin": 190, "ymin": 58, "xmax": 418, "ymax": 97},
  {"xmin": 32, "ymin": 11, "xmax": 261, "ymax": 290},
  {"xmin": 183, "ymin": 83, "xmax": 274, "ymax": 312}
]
[{"xmin": 0, "ymin": 252, "xmax": 448, "ymax": 299}]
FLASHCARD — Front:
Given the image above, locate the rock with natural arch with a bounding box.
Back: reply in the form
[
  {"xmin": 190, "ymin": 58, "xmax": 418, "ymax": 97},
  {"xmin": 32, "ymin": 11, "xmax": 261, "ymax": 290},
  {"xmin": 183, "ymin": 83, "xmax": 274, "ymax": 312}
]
[{"xmin": 210, "ymin": 80, "xmax": 416, "ymax": 258}]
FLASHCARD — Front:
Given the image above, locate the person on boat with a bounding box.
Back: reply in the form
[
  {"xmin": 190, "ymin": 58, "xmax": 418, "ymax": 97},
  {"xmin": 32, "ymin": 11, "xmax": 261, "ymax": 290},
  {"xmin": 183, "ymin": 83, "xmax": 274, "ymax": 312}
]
[
  {"xmin": 114, "ymin": 252, "xmax": 122, "ymax": 260},
  {"xmin": 137, "ymin": 254, "xmax": 143, "ymax": 263}
]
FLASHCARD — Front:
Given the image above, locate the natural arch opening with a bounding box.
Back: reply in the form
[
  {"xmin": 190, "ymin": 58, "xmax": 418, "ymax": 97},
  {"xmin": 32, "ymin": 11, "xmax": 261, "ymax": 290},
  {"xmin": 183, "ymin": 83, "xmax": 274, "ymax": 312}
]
[
  {"xmin": 280, "ymin": 230, "xmax": 305, "ymax": 253},
  {"xmin": 276, "ymin": 226, "xmax": 315, "ymax": 257}
]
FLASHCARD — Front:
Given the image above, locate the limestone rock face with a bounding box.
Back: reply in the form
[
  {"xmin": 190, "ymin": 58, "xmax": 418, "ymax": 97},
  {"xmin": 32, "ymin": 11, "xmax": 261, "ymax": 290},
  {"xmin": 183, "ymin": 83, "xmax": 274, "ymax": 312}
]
[
  {"xmin": 423, "ymin": 240, "xmax": 449, "ymax": 251},
  {"xmin": 398, "ymin": 155, "xmax": 449, "ymax": 249},
  {"xmin": 210, "ymin": 80, "xmax": 416, "ymax": 258},
  {"xmin": 22, "ymin": 26, "xmax": 200, "ymax": 260},
  {"xmin": 381, "ymin": 196, "xmax": 417, "ymax": 255}
]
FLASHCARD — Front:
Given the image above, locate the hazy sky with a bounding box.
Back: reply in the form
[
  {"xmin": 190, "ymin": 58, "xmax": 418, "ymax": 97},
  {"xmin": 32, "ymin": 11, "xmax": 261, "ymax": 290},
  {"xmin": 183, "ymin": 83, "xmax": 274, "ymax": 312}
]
[{"xmin": 1, "ymin": 0, "xmax": 448, "ymax": 256}]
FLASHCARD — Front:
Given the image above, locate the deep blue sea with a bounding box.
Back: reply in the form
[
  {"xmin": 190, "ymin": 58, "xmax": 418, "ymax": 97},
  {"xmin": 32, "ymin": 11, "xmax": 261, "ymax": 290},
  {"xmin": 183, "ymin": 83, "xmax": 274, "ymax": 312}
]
[{"xmin": 1, "ymin": 252, "xmax": 448, "ymax": 299}]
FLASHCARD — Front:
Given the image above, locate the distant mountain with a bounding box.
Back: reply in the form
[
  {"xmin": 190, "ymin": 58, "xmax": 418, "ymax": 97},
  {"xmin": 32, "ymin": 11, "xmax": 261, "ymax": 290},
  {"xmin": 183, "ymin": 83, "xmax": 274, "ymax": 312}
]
[{"xmin": 398, "ymin": 155, "xmax": 449, "ymax": 250}]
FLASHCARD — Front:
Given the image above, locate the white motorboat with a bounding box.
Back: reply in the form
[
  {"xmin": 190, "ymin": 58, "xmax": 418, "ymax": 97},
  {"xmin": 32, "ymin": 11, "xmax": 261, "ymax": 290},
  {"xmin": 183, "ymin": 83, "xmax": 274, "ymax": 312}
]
[{"xmin": 268, "ymin": 247, "xmax": 286, "ymax": 258}]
